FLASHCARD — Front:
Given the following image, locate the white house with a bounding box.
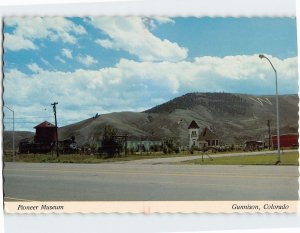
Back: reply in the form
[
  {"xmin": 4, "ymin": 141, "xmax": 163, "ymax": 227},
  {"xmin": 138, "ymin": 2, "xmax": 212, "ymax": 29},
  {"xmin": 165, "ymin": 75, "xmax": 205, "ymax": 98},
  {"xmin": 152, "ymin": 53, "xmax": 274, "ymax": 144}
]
[
  {"xmin": 188, "ymin": 120, "xmax": 219, "ymax": 149},
  {"xmin": 188, "ymin": 120, "xmax": 200, "ymax": 148}
]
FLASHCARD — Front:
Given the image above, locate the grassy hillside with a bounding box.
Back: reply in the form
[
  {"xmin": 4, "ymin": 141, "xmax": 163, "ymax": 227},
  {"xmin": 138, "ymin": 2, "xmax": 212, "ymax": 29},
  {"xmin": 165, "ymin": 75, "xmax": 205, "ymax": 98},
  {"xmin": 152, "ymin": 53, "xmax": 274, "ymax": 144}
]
[{"xmin": 58, "ymin": 92, "xmax": 298, "ymax": 146}]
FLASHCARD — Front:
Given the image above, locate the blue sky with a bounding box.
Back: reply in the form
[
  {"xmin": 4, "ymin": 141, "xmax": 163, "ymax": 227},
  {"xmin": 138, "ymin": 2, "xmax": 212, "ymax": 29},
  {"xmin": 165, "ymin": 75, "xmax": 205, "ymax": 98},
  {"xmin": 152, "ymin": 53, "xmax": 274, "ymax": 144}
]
[{"xmin": 3, "ymin": 17, "xmax": 298, "ymax": 131}]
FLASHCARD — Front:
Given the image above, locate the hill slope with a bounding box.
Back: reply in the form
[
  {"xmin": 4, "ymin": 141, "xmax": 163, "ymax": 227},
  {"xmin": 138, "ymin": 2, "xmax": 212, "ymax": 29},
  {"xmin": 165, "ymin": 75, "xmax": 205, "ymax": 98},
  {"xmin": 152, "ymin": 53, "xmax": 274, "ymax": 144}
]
[
  {"xmin": 58, "ymin": 92, "xmax": 298, "ymax": 146},
  {"xmin": 3, "ymin": 131, "xmax": 35, "ymax": 151}
]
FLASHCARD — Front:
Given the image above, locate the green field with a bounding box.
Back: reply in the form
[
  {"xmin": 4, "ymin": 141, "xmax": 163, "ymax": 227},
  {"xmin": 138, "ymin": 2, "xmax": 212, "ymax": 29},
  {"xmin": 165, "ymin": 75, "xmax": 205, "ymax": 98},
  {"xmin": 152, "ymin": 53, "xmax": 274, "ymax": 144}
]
[{"xmin": 183, "ymin": 151, "xmax": 299, "ymax": 165}]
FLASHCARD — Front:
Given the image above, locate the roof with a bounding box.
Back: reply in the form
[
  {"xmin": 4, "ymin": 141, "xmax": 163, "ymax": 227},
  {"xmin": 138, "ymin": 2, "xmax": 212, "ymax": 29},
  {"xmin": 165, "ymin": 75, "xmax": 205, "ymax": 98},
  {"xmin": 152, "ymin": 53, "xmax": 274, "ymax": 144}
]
[
  {"xmin": 34, "ymin": 121, "xmax": 56, "ymax": 128},
  {"xmin": 245, "ymin": 140, "xmax": 264, "ymax": 144},
  {"xmin": 188, "ymin": 120, "xmax": 200, "ymax": 129},
  {"xmin": 199, "ymin": 127, "xmax": 218, "ymax": 140},
  {"xmin": 271, "ymin": 133, "xmax": 299, "ymax": 137}
]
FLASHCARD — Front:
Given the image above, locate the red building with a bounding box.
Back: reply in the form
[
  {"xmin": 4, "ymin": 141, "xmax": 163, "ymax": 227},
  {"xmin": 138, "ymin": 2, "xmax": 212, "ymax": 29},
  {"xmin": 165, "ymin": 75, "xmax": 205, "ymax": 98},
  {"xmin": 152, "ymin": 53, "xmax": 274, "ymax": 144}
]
[
  {"xmin": 272, "ymin": 133, "xmax": 298, "ymax": 148},
  {"xmin": 34, "ymin": 121, "xmax": 57, "ymax": 144}
]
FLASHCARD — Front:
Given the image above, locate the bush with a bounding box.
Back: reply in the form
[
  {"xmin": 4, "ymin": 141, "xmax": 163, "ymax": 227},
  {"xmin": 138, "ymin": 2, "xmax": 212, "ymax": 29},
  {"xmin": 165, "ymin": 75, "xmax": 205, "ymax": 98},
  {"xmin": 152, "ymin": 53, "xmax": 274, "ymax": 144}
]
[
  {"xmin": 162, "ymin": 137, "xmax": 180, "ymax": 154},
  {"xmin": 163, "ymin": 146, "xmax": 168, "ymax": 154}
]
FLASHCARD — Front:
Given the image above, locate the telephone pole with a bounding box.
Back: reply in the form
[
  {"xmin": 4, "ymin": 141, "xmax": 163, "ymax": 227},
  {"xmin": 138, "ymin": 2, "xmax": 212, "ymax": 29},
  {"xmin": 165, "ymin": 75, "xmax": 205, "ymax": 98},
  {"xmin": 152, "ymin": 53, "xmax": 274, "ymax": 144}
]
[
  {"xmin": 51, "ymin": 102, "xmax": 59, "ymax": 157},
  {"xmin": 4, "ymin": 106, "xmax": 15, "ymax": 161}
]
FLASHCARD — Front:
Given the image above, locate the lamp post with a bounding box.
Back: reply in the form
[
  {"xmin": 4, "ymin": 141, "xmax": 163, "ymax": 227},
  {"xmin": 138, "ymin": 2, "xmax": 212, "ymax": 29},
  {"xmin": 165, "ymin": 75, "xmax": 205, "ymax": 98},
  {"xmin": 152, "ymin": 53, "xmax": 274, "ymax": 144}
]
[
  {"xmin": 4, "ymin": 105, "xmax": 15, "ymax": 162},
  {"xmin": 259, "ymin": 54, "xmax": 280, "ymax": 163}
]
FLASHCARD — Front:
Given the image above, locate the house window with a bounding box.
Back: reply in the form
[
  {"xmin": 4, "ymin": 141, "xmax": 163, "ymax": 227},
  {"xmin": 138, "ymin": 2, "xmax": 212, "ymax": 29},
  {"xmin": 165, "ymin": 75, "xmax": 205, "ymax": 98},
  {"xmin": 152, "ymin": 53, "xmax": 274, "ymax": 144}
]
[{"xmin": 191, "ymin": 131, "xmax": 197, "ymax": 137}]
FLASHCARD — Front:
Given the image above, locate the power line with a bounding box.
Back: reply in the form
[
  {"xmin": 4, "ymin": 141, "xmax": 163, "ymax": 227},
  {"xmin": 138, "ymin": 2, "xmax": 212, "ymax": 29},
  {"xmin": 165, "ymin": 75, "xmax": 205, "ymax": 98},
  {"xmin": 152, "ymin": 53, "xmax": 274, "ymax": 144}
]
[
  {"xmin": 4, "ymin": 121, "xmax": 50, "ymax": 124},
  {"xmin": 4, "ymin": 116, "xmax": 53, "ymax": 119}
]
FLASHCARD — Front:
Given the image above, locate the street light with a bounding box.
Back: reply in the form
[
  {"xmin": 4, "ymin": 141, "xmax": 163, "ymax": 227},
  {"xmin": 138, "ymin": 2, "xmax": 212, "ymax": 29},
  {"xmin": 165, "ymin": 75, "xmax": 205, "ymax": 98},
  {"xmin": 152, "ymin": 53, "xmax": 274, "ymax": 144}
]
[
  {"xmin": 4, "ymin": 105, "xmax": 15, "ymax": 162},
  {"xmin": 259, "ymin": 54, "xmax": 280, "ymax": 164}
]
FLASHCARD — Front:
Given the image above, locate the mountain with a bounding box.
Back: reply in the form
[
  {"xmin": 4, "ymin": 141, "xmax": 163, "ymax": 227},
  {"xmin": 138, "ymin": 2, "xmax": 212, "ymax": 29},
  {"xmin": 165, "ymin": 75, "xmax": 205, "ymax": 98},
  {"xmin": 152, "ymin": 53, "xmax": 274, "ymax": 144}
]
[
  {"xmin": 3, "ymin": 131, "xmax": 35, "ymax": 151},
  {"xmin": 3, "ymin": 92, "xmax": 299, "ymax": 147},
  {"xmin": 58, "ymin": 92, "xmax": 299, "ymax": 146}
]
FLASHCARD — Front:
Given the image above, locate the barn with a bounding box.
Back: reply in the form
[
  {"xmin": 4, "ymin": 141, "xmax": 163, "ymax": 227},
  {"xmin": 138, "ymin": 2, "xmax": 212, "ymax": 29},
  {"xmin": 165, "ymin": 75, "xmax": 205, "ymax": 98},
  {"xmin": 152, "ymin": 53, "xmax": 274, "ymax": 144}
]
[{"xmin": 272, "ymin": 133, "xmax": 298, "ymax": 148}]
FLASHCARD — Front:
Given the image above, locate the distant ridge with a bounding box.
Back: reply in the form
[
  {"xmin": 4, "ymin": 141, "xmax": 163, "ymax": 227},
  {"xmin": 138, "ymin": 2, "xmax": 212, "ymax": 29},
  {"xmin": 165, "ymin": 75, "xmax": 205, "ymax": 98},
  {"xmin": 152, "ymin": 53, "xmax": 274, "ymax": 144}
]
[{"xmin": 145, "ymin": 92, "xmax": 253, "ymax": 115}]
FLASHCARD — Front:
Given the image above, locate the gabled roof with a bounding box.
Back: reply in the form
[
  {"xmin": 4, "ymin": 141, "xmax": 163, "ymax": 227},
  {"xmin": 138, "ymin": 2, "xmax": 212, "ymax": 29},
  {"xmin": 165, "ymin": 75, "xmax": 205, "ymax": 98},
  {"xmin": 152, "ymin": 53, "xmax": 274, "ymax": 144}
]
[
  {"xmin": 34, "ymin": 121, "xmax": 55, "ymax": 128},
  {"xmin": 199, "ymin": 127, "xmax": 218, "ymax": 140},
  {"xmin": 188, "ymin": 120, "xmax": 200, "ymax": 129}
]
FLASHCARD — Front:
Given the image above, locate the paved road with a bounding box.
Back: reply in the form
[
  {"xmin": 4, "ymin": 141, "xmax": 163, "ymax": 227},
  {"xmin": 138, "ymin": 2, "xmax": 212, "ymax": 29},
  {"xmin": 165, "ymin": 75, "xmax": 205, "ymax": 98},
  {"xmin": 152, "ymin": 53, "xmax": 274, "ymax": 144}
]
[{"xmin": 4, "ymin": 162, "xmax": 298, "ymax": 201}]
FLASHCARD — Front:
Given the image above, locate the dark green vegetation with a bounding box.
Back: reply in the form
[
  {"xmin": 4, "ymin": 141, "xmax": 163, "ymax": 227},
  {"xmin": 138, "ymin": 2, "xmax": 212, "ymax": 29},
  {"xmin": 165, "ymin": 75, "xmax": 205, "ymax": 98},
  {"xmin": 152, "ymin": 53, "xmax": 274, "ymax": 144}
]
[
  {"xmin": 184, "ymin": 151, "xmax": 299, "ymax": 165},
  {"xmin": 98, "ymin": 125, "xmax": 123, "ymax": 157}
]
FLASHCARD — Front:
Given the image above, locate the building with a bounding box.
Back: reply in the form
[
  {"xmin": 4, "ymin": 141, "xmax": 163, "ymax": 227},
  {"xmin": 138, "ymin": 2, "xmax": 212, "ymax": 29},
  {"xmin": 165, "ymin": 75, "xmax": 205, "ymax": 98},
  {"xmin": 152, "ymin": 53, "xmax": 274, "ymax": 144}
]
[
  {"xmin": 188, "ymin": 120, "xmax": 200, "ymax": 148},
  {"xmin": 18, "ymin": 121, "xmax": 57, "ymax": 153},
  {"xmin": 272, "ymin": 133, "xmax": 298, "ymax": 148},
  {"xmin": 127, "ymin": 136, "xmax": 162, "ymax": 152},
  {"xmin": 188, "ymin": 120, "xmax": 219, "ymax": 149},
  {"xmin": 199, "ymin": 127, "xmax": 219, "ymax": 147},
  {"xmin": 98, "ymin": 135, "xmax": 162, "ymax": 153},
  {"xmin": 34, "ymin": 121, "xmax": 57, "ymax": 144}
]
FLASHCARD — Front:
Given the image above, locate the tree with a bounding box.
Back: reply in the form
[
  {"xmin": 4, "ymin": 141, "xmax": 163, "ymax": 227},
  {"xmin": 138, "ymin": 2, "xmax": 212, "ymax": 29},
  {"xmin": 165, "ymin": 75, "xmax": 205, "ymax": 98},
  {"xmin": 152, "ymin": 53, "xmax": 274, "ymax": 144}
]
[
  {"xmin": 162, "ymin": 137, "xmax": 180, "ymax": 154},
  {"xmin": 103, "ymin": 125, "xmax": 117, "ymax": 140},
  {"xmin": 99, "ymin": 125, "xmax": 122, "ymax": 158}
]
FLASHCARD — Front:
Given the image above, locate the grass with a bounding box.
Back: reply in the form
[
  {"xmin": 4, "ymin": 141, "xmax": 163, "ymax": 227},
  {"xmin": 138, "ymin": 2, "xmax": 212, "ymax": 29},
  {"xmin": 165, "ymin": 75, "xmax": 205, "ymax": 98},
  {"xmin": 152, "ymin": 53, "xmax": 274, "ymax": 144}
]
[
  {"xmin": 183, "ymin": 151, "xmax": 299, "ymax": 166},
  {"xmin": 3, "ymin": 151, "xmax": 193, "ymax": 164}
]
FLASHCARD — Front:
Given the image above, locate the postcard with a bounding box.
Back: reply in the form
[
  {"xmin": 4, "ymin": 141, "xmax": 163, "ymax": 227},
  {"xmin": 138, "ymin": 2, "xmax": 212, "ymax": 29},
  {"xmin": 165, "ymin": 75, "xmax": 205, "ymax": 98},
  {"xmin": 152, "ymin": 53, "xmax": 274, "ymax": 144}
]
[{"xmin": 2, "ymin": 15, "xmax": 299, "ymax": 214}]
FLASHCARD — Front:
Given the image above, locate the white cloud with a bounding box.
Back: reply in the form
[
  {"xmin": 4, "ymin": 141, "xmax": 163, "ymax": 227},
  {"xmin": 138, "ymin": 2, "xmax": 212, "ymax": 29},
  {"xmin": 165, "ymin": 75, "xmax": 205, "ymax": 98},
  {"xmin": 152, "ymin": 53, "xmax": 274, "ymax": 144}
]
[
  {"xmin": 153, "ymin": 17, "xmax": 175, "ymax": 24},
  {"xmin": 77, "ymin": 54, "xmax": 98, "ymax": 66},
  {"xmin": 4, "ymin": 55, "xmax": 298, "ymax": 131},
  {"xmin": 89, "ymin": 17, "xmax": 188, "ymax": 62},
  {"xmin": 4, "ymin": 17, "xmax": 87, "ymax": 51},
  {"xmin": 142, "ymin": 17, "xmax": 175, "ymax": 30},
  {"xmin": 55, "ymin": 56, "xmax": 66, "ymax": 64},
  {"xmin": 4, "ymin": 33, "xmax": 37, "ymax": 51},
  {"xmin": 62, "ymin": 48, "xmax": 73, "ymax": 59},
  {"xmin": 95, "ymin": 39, "xmax": 115, "ymax": 49},
  {"xmin": 40, "ymin": 58, "xmax": 52, "ymax": 67},
  {"xmin": 27, "ymin": 63, "xmax": 44, "ymax": 73}
]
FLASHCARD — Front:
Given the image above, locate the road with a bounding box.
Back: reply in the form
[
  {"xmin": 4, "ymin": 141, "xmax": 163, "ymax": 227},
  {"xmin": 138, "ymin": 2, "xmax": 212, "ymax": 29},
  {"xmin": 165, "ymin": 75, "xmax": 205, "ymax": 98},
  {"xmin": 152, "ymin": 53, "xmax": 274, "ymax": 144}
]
[{"xmin": 4, "ymin": 161, "xmax": 298, "ymax": 201}]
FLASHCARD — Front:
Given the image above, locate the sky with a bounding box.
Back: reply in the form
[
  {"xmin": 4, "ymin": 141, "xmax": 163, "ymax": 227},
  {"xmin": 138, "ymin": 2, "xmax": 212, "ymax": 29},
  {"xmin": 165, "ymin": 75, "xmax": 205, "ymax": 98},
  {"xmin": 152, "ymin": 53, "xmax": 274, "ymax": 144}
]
[{"xmin": 3, "ymin": 17, "xmax": 298, "ymax": 131}]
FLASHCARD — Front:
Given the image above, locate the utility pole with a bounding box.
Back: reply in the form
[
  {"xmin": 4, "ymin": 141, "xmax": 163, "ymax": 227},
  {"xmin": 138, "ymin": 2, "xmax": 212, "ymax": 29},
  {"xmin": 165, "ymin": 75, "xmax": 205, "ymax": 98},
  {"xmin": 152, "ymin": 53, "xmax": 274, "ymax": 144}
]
[
  {"xmin": 51, "ymin": 102, "xmax": 59, "ymax": 157},
  {"xmin": 259, "ymin": 54, "xmax": 280, "ymax": 163},
  {"xmin": 4, "ymin": 106, "xmax": 15, "ymax": 162},
  {"xmin": 267, "ymin": 120, "xmax": 271, "ymax": 150}
]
